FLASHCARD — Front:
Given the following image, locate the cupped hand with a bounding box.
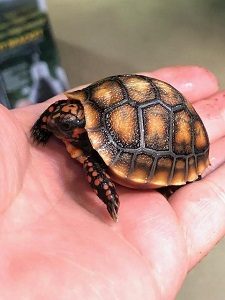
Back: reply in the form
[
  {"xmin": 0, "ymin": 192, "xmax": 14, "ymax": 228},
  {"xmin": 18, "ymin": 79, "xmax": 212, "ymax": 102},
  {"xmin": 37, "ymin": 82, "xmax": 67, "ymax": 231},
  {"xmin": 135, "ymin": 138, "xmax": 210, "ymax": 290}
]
[{"xmin": 0, "ymin": 66, "xmax": 225, "ymax": 300}]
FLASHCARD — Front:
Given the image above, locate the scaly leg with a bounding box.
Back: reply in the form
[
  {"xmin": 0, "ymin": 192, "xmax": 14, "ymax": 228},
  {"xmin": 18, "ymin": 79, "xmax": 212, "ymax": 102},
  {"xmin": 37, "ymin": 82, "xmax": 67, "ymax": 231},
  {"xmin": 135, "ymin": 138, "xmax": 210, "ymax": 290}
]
[
  {"xmin": 83, "ymin": 156, "xmax": 119, "ymax": 222},
  {"xmin": 31, "ymin": 100, "xmax": 69, "ymax": 144},
  {"xmin": 65, "ymin": 142, "xmax": 120, "ymax": 222}
]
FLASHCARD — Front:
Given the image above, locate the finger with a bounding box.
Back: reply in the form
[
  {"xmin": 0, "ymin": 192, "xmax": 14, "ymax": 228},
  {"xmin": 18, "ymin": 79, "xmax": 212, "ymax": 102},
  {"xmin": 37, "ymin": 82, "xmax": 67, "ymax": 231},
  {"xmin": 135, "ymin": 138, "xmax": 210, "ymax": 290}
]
[
  {"xmin": 194, "ymin": 90, "xmax": 225, "ymax": 143},
  {"xmin": 116, "ymin": 189, "xmax": 188, "ymax": 300},
  {"xmin": 140, "ymin": 65, "xmax": 219, "ymax": 102},
  {"xmin": 170, "ymin": 163, "xmax": 225, "ymax": 270},
  {"xmin": 0, "ymin": 105, "xmax": 29, "ymax": 212},
  {"xmin": 205, "ymin": 136, "xmax": 225, "ymax": 176}
]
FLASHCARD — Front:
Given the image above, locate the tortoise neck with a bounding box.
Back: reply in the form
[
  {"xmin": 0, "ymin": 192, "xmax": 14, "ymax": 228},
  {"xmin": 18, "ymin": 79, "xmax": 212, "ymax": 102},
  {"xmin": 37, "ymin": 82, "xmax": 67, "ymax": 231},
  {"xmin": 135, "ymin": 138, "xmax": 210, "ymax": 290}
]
[{"xmin": 70, "ymin": 131, "xmax": 93, "ymax": 155}]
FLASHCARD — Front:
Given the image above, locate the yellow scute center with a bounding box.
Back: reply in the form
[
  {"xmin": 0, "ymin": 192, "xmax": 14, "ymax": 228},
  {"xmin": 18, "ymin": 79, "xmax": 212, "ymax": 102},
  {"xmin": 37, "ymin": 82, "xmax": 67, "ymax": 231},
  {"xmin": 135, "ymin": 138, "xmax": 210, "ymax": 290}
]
[{"xmin": 108, "ymin": 104, "xmax": 138, "ymax": 145}]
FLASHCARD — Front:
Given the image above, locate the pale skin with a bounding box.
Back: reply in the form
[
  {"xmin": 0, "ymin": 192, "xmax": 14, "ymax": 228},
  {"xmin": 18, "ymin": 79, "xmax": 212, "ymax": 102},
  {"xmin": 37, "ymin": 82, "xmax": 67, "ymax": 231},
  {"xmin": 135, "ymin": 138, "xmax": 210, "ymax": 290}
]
[{"xmin": 0, "ymin": 65, "xmax": 225, "ymax": 300}]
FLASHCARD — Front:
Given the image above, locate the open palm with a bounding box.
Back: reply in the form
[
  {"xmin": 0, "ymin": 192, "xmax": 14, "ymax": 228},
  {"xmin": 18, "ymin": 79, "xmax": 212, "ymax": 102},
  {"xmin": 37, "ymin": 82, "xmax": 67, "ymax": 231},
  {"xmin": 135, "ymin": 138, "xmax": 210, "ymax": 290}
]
[{"xmin": 0, "ymin": 66, "xmax": 225, "ymax": 300}]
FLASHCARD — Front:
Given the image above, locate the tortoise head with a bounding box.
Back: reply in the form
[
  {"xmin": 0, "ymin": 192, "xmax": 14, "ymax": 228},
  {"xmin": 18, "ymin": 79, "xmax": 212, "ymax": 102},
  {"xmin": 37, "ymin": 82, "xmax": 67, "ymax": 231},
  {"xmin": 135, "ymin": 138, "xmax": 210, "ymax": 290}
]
[
  {"xmin": 31, "ymin": 100, "xmax": 86, "ymax": 144},
  {"xmin": 48, "ymin": 100, "xmax": 86, "ymax": 141}
]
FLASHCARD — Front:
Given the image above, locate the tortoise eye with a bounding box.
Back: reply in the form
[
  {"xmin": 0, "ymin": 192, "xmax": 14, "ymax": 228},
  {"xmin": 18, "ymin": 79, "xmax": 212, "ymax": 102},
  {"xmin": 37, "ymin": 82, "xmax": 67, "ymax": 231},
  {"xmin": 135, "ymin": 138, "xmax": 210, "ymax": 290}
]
[{"xmin": 60, "ymin": 121, "xmax": 73, "ymax": 131}]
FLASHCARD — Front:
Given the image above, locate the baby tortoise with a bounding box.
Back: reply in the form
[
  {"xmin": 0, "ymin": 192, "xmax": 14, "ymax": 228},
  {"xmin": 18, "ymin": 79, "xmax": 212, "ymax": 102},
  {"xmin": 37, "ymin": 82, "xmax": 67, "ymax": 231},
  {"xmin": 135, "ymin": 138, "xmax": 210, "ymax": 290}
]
[{"xmin": 31, "ymin": 74, "xmax": 209, "ymax": 221}]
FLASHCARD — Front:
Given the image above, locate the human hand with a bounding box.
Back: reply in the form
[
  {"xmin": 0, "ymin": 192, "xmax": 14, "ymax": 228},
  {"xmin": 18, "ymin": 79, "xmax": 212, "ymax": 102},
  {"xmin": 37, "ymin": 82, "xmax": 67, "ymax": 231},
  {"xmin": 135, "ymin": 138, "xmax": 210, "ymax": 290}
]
[{"xmin": 0, "ymin": 66, "xmax": 224, "ymax": 299}]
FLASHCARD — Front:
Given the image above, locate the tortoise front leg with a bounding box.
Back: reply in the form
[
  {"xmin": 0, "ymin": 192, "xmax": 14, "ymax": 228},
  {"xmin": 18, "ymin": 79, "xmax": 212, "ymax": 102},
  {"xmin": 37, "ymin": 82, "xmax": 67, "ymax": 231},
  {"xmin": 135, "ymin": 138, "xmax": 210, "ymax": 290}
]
[
  {"xmin": 83, "ymin": 157, "xmax": 119, "ymax": 222},
  {"xmin": 31, "ymin": 101, "xmax": 68, "ymax": 144},
  {"xmin": 65, "ymin": 142, "xmax": 120, "ymax": 221}
]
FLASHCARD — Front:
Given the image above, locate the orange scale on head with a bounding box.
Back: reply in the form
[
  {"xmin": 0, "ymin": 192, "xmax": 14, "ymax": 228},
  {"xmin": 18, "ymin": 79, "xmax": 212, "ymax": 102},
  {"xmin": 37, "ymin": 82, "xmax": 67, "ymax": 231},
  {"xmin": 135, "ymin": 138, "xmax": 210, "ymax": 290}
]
[
  {"xmin": 70, "ymin": 106, "xmax": 79, "ymax": 115},
  {"xmin": 62, "ymin": 105, "xmax": 72, "ymax": 113},
  {"xmin": 92, "ymin": 171, "xmax": 98, "ymax": 177}
]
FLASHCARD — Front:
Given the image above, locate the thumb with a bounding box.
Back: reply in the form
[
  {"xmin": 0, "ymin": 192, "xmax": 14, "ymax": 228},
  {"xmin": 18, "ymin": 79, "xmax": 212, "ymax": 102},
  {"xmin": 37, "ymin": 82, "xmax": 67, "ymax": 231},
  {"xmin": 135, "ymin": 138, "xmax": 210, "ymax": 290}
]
[{"xmin": 0, "ymin": 105, "xmax": 29, "ymax": 212}]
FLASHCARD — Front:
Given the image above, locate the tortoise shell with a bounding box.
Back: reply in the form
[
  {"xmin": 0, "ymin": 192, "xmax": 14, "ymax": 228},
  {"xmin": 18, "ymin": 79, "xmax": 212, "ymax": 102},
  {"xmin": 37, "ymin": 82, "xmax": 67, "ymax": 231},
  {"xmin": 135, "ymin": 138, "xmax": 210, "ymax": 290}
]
[{"xmin": 66, "ymin": 74, "xmax": 209, "ymax": 188}]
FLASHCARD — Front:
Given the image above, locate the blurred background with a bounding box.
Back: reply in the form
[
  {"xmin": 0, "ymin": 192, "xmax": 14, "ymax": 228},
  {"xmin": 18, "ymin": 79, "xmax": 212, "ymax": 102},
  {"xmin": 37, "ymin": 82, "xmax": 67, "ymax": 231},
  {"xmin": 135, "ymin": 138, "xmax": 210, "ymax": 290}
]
[
  {"xmin": 46, "ymin": 1, "xmax": 225, "ymax": 299},
  {"xmin": 47, "ymin": 0, "xmax": 225, "ymax": 89}
]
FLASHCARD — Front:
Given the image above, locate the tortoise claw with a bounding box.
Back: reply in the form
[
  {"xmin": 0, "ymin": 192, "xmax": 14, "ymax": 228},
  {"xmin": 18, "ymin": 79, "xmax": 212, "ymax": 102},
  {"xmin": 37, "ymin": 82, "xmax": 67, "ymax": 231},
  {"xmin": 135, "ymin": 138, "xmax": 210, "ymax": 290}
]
[{"xmin": 106, "ymin": 196, "xmax": 120, "ymax": 222}]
